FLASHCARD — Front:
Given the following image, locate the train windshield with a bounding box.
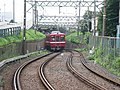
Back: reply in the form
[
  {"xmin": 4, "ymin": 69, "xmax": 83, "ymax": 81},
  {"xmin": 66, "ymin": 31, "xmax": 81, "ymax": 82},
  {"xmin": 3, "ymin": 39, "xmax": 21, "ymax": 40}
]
[
  {"xmin": 56, "ymin": 36, "xmax": 59, "ymax": 41},
  {"xmin": 60, "ymin": 36, "xmax": 65, "ymax": 41},
  {"xmin": 51, "ymin": 36, "xmax": 55, "ymax": 41}
]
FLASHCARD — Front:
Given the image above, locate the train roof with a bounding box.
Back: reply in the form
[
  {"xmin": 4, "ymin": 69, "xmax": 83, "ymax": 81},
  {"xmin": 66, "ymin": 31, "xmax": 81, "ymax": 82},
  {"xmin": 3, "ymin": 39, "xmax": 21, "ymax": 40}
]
[{"xmin": 46, "ymin": 31, "xmax": 65, "ymax": 36}]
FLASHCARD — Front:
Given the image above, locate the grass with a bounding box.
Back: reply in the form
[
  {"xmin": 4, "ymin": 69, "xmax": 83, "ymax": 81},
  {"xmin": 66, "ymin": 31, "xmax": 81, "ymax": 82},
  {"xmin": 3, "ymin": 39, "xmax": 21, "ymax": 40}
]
[
  {"xmin": 0, "ymin": 29, "xmax": 45, "ymax": 46},
  {"xmin": 88, "ymin": 47, "xmax": 120, "ymax": 77},
  {"xmin": 25, "ymin": 30, "xmax": 45, "ymax": 40},
  {"xmin": 66, "ymin": 32, "xmax": 120, "ymax": 77},
  {"xmin": 66, "ymin": 31, "xmax": 83, "ymax": 44}
]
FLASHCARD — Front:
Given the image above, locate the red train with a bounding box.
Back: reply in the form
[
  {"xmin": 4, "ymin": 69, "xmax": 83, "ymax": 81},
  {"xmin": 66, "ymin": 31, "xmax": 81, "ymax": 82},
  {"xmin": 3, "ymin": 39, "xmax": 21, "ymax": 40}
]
[{"xmin": 45, "ymin": 31, "xmax": 66, "ymax": 51}]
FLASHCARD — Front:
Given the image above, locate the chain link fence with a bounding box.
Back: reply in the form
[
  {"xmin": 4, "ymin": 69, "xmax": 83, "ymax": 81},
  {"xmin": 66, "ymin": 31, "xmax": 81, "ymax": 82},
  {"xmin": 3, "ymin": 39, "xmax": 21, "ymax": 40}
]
[
  {"xmin": 88, "ymin": 35, "xmax": 120, "ymax": 76},
  {"xmin": 89, "ymin": 35, "xmax": 120, "ymax": 57}
]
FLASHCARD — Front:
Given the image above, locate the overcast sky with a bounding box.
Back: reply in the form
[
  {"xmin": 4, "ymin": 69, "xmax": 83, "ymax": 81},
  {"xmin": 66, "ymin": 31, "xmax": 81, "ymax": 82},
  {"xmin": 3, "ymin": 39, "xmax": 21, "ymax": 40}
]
[
  {"xmin": 0, "ymin": 0, "xmax": 103, "ymax": 23},
  {"xmin": 0, "ymin": 0, "xmax": 28, "ymax": 22}
]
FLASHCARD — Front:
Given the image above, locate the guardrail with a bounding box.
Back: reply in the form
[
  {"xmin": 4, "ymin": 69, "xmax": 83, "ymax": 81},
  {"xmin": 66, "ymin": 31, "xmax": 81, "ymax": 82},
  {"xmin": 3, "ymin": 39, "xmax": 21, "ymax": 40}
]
[{"xmin": 0, "ymin": 23, "xmax": 21, "ymax": 37}]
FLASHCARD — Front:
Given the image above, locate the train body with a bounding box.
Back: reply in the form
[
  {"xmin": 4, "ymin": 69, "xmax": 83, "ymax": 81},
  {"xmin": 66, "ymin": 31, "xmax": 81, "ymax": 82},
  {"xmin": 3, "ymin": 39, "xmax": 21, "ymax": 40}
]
[{"xmin": 45, "ymin": 31, "xmax": 66, "ymax": 51}]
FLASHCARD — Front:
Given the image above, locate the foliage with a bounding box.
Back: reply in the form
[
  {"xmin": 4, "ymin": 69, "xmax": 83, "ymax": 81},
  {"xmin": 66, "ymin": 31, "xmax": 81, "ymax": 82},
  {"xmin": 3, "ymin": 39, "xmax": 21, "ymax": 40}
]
[
  {"xmin": 0, "ymin": 38, "xmax": 9, "ymax": 46},
  {"xmin": 25, "ymin": 29, "xmax": 45, "ymax": 40},
  {"xmin": 0, "ymin": 29, "xmax": 45, "ymax": 46},
  {"xmin": 66, "ymin": 31, "xmax": 83, "ymax": 44},
  {"xmin": 88, "ymin": 46, "xmax": 103, "ymax": 60},
  {"xmin": 75, "ymin": 48, "xmax": 87, "ymax": 52},
  {"xmin": 66, "ymin": 31, "xmax": 91, "ymax": 45},
  {"xmin": 83, "ymin": 10, "xmax": 94, "ymax": 20},
  {"xmin": 80, "ymin": 10, "xmax": 96, "ymax": 34},
  {"xmin": 97, "ymin": 0, "xmax": 119, "ymax": 37},
  {"xmin": 113, "ymin": 57, "xmax": 120, "ymax": 69},
  {"xmin": 88, "ymin": 46, "xmax": 120, "ymax": 77},
  {"xmin": 28, "ymin": 50, "xmax": 49, "ymax": 57},
  {"xmin": 79, "ymin": 19, "xmax": 88, "ymax": 33}
]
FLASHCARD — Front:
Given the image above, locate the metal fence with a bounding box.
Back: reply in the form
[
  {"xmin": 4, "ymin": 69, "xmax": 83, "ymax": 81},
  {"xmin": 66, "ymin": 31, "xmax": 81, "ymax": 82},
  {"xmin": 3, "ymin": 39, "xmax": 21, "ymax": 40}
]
[
  {"xmin": 0, "ymin": 24, "xmax": 21, "ymax": 37},
  {"xmin": 88, "ymin": 35, "xmax": 120, "ymax": 76},
  {"xmin": 89, "ymin": 35, "xmax": 120, "ymax": 57},
  {"xmin": 0, "ymin": 40, "xmax": 44, "ymax": 61}
]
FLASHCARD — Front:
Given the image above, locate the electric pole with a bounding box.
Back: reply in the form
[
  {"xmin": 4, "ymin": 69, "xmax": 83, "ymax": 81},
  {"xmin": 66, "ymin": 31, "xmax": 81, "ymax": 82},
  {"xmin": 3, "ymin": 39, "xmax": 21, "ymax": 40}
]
[
  {"xmin": 119, "ymin": 0, "xmax": 120, "ymax": 25},
  {"xmin": 22, "ymin": 0, "xmax": 26, "ymax": 55},
  {"xmin": 77, "ymin": 1, "xmax": 81, "ymax": 36},
  {"xmin": 35, "ymin": 1, "xmax": 37, "ymax": 34},
  {"xmin": 93, "ymin": 0, "xmax": 96, "ymax": 36},
  {"xmin": 102, "ymin": 0, "xmax": 106, "ymax": 36},
  {"xmin": 4, "ymin": 3, "xmax": 6, "ymax": 22},
  {"xmin": 13, "ymin": 0, "xmax": 15, "ymax": 22},
  {"xmin": 87, "ymin": 6, "xmax": 90, "ymax": 32},
  {"xmin": 0, "ymin": 9, "xmax": 1, "ymax": 22}
]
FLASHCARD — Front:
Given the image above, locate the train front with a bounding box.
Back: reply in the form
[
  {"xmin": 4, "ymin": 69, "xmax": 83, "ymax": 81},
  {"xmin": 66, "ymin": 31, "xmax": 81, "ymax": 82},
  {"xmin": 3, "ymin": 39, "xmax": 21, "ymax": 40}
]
[{"xmin": 45, "ymin": 31, "xmax": 66, "ymax": 51}]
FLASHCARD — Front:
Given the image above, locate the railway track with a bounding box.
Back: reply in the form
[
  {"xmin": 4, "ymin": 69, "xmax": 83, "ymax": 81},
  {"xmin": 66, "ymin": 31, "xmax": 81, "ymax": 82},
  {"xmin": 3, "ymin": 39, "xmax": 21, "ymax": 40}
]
[
  {"xmin": 66, "ymin": 50, "xmax": 120, "ymax": 90},
  {"xmin": 13, "ymin": 50, "xmax": 120, "ymax": 90},
  {"xmin": 38, "ymin": 53, "xmax": 60, "ymax": 90},
  {"xmin": 66, "ymin": 51, "xmax": 107, "ymax": 90},
  {"xmin": 13, "ymin": 52, "xmax": 59, "ymax": 90},
  {"xmin": 74, "ymin": 50, "xmax": 120, "ymax": 86}
]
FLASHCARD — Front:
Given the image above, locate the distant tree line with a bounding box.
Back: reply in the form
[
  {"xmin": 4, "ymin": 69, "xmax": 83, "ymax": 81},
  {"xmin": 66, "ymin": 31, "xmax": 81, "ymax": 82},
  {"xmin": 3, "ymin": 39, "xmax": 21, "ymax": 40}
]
[
  {"xmin": 97, "ymin": 0, "xmax": 119, "ymax": 37},
  {"xmin": 79, "ymin": 0, "xmax": 119, "ymax": 37}
]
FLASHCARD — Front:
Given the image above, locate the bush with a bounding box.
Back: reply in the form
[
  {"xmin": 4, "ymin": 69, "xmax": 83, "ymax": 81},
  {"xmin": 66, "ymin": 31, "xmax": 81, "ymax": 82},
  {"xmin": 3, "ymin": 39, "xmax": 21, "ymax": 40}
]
[{"xmin": 0, "ymin": 29, "xmax": 45, "ymax": 46}]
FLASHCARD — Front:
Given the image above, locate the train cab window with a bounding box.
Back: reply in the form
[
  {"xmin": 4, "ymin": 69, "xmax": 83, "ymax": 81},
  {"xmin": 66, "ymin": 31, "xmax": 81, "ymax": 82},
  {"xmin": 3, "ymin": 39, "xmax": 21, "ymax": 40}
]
[
  {"xmin": 60, "ymin": 36, "xmax": 65, "ymax": 41},
  {"xmin": 56, "ymin": 36, "xmax": 59, "ymax": 41},
  {"xmin": 51, "ymin": 36, "xmax": 55, "ymax": 41}
]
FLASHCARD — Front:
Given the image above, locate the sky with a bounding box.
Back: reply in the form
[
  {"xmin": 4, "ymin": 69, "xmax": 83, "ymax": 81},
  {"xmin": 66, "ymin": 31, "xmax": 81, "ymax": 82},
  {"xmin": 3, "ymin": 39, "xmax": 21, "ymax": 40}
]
[
  {"xmin": 0, "ymin": 0, "xmax": 29, "ymax": 22},
  {"xmin": 0, "ymin": 0, "xmax": 103, "ymax": 23}
]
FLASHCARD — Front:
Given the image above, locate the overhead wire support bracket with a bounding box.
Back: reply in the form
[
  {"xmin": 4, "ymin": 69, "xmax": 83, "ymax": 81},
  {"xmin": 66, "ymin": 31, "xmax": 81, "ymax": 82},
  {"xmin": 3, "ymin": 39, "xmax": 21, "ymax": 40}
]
[{"xmin": 26, "ymin": 0, "xmax": 103, "ymax": 7}]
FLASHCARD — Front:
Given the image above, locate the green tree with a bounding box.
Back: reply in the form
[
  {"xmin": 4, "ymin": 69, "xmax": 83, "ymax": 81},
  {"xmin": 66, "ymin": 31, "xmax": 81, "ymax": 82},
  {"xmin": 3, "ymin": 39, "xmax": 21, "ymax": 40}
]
[
  {"xmin": 79, "ymin": 19, "xmax": 88, "ymax": 34},
  {"xmin": 79, "ymin": 10, "xmax": 94, "ymax": 34},
  {"xmin": 83, "ymin": 10, "xmax": 94, "ymax": 20},
  {"xmin": 97, "ymin": 0, "xmax": 119, "ymax": 37}
]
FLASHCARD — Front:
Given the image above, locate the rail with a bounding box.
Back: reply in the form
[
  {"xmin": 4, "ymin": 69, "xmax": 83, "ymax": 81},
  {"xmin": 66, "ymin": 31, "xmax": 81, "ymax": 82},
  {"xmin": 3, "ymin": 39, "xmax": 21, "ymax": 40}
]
[
  {"xmin": 38, "ymin": 52, "xmax": 61, "ymax": 90},
  {"xmin": 13, "ymin": 53, "xmax": 53, "ymax": 90},
  {"xmin": 66, "ymin": 51, "xmax": 107, "ymax": 90}
]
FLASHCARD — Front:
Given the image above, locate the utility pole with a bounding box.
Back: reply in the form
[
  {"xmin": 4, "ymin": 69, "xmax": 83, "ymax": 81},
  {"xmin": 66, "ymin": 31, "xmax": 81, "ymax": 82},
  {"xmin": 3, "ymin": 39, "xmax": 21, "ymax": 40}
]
[
  {"xmin": 34, "ymin": 1, "xmax": 37, "ymax": 34},
  {"xmin": 0, "ymin": 9, "xmax": 1, "ymax": 22},
  {"xmin": 13, "ymin": 0, "xmax": 15, "ymax": 22},
  {"xmin": 77, "ymin": 1, "xmax": 81, "ymax": 36},
  {"xmin": 87, "ymin": 6, "xmax": 90, "ymax": 32},
  {"xmin": 32, "ymin": 4, "xmax": 34, "ymax": 27},
  {"xmin": 102, "ymin": 0, "xmax": 106, "ymax": 36},
  {"xmin": 116, "ymin": 0, "xmax": 120, "ymax": 49},
  {"xmin": 119, "ymin": 0, "xmax": 120, "ymax": 25},
  {"xmin": 22, "ymin": 0, "xmax": 26, "ymax": 55},
  {"xmin": 93, "ymin": 0, "xmax": 96, "ymax": 36},
  {"xmin": 4, "ymin": 3, "xmax": 6, "ymax": 22}
]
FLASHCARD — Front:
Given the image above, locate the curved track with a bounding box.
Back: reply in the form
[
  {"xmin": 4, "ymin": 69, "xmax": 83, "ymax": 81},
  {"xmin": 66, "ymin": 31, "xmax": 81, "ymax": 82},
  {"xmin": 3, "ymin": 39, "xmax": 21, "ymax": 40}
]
[
  {"xmin": 66, "ymin": 51, "xmax": 106, "ymax": 90},
  {"xmin": 38, "ymin": 53, "xmax": 60, "ymax": 90},
  {"xmin": 13, "ymin": 53, "xmax": 57, "ymax": 90},
  {"xmin": 13, "ymin": 50, "xmax": 120, "ymax": 90},
  {"xmin": 66, "ymin": 50, "xmax": 120, "ymax": 90},
  {"xmin": 74, "ymin": 50, "xmax": 120, "ymax": 86}
]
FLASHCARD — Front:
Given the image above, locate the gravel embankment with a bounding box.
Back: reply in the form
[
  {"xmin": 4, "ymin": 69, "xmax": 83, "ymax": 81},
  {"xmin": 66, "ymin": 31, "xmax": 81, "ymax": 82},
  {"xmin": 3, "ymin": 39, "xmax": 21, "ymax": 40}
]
[
  {"xmin": 19, "ymin": 54, "xmax": 56, "ymax": 90},
  {"xmin": 0, "ymin": 51, "xmax": 120, "ymax": 90},
  {"xmin": 0, "ymin": 56, "xmax": 36, "ymax": 90},
  {"xmin": 44, "ymin": 52, "xmax": 94, "ymax": 90},
  {"xmin": 72, "ymin": 51, "xmax": 120, "ymax": 90}
]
